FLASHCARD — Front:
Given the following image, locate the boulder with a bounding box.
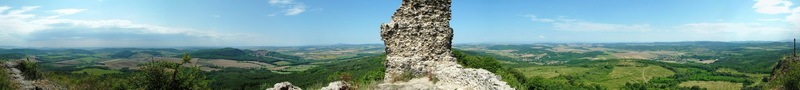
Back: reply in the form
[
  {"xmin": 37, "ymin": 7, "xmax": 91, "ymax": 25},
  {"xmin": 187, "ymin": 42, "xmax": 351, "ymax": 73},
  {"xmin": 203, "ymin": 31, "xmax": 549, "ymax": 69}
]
[{"xmin": 265, "ymin": 82, "xmax": 302, "ymax": 90}]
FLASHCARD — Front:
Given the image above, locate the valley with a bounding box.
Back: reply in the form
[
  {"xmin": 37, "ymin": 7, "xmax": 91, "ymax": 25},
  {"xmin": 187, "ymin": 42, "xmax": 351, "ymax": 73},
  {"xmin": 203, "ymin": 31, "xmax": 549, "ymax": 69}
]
[{"xmin": 0, "ymin": 41, "xmax": 794, "ymax": 89}]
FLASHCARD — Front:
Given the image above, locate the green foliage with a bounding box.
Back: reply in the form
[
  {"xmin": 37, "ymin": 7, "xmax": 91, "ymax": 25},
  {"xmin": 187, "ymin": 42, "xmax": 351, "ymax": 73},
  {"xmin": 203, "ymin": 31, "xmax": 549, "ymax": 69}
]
[
  {"xmin": 70, "ymin": 68, "xmax": 122, "ymax": 75},
  {"xmin": 0, "ymin": 64, "xmax": 14, "ymax": 90},
  {"xmin": 359, "ymin": 71, "xmax": 385, "ymax": 83},
  {"xmin": 712, "ymin": 49, "xmax": 789, "ymax": 73},
  {"xmin": 17, "ymin": 58, "xmax": 43, "ymax": 80},
  {"xmin": 768, "ymin": 56, "xmax": 800, "ymax": 89},
  {"xmin": 134, "ymin": 53, "xmax": 209, "ymax": 90},
  {"xmin": 210, "ymin": 54, "xmax": 386, "ymax": 89},
  {"xmin": 453, "ymin": 49, "xmax": 607, "ymax": 90},
  {"xmin": 0, "ymin": 53, "xmax": 25, "ymax": 60}
]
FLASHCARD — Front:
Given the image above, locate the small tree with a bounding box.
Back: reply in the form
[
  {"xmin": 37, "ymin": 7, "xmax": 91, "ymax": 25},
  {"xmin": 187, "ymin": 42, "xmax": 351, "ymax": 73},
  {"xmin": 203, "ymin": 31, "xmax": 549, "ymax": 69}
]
[{"xmin": 16, "ymin": 58, "xmax": 42, "ymax": 80}]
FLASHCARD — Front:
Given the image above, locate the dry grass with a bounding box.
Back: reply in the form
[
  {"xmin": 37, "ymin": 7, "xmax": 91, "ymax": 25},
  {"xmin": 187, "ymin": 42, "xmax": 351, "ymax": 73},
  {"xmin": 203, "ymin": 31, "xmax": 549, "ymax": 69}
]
[{"xmin": 207, "ymin": 59, "xmax": 263, "ymax": 68}]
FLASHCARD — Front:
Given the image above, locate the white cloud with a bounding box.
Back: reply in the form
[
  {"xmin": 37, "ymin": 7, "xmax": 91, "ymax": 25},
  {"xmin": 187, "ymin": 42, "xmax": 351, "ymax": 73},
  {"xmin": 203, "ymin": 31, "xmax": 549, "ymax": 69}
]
[
  {"xmin": 538, "ymin": 35, "xmax": 546, "ymax": 39},
  {"xmin": 523, "ymin": 15, "xmax": 554, "ymax": 22},
  {"xmin": 757, "ymin": 18, "xmax": 783, "ymax": 21},
  {"xmin": 753, "ymin": 0, "xmax": 794, "ymax": 14},
  {"xmin": 51, "ymin": 9, "xmax": 86, "ymax": 15},
  {"xmin": 268, "ymin": 0, "xmax": 308, "ymax": 16},
  {"xmin": 0, "ymin": 6, "xmax": 261, "ymax": 47},
  {"xmin": 285, "ymin": 4, "xmax": 306, "ymax": 15},
  {"xmin": 786, "ymin": 7, "xmax": 800, "ymax": 27},
  {"xmin": 756, "ymin": 0, "xmax": 800, "ymax": 29},
  {"xmin": 269, "ymin": 0, "xmax": 293, "ymax": 5},
  {"xmin": 0, "ymin": 6, "xmax": 11, "ymax": 13},
  {"xmin": 47, "ymin": 9, "xmax": 87, "ymax": 19}
]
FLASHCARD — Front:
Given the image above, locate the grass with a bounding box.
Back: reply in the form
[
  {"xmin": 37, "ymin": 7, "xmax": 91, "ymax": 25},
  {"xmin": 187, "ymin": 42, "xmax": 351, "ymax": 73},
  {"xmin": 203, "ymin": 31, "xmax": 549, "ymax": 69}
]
[
  {"xmin": 678, "ymin": 81, "xmax": 742, "ymax": 90},
  {"xmin": 594, "ymin": 65, "xmax": 675, "ymax": 88},
  {"xmin": 273, "ymin": 61, "xmax": 293, "ymax": 66},
  {"xmin": 71, "ymin": 68, "xmax": 122, "ymax": 75},
  {"xmin": 601, "ymin": 65, "xmax": 674, "ymax": 88}
]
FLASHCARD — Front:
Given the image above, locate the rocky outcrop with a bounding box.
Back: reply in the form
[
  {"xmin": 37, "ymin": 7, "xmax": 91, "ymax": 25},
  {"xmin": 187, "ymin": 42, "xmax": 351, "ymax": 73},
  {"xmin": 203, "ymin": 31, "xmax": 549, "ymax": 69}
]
[
  {"xmin": 320, "ymin": 81, "xmax": 352, "ymax": 90},
  {"xmin": 4, "ymin": 61, "xmax": 34, "ymax": 89},
  {"xmin": 768, "ymin": 55, "xmax": 800, "ymax": 89},
  {"xmin": 379, "ymin": 0, "xmax": 513, "ymax": 89},
  {"xmin": 3, "ymin": 61, "xmax": 63, "ymax": 90},
  {"xmin": 265, "ymin": 81, "xmax": 302, "ymax": 90}
]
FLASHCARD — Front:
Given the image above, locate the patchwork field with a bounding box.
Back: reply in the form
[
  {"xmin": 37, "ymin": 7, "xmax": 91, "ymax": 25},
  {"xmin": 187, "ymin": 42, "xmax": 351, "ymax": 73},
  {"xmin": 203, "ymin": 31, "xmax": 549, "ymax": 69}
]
[
  {"xmin": 100, "ymin": 59, "xmax": 142, "ymax": 70},
  {"xmin": 516, "ymin": 66, "xmax": 593, "ymax": 78},
  {"xmin": 207, "ymin": 59, "xmax": 263, "ymax": 68},
  {"xmin": 514, "ymin": 60, "xmax": 676, "ymax": 89},
  {"xmin": 678, "ymin": 81, "xmax": 742, "ymax": 90},
  {"xmin": 599, "ymin": 65, "xmax": 675, "ymax": 89},
  {"xmin": 53, "ymin": 60, "xmax": 82, "ymax": 67}
]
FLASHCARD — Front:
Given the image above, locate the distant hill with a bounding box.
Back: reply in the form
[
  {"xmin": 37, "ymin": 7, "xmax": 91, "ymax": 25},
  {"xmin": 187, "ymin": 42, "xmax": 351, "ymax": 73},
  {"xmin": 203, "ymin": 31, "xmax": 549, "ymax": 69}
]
[
  {"xmin": 60, "ymin": 49, "xmax": 95, "ymax": 54},
  {"xmin": 0, "ymin": 49, "xmax": 46, "ymax": 55},
  {"xmin": 0, "ymin": 53, "xmax": 26, "ymax": 60},
  {"xmin": 187, "ymin": 47, "xmax": 303, "ymax": 64}
]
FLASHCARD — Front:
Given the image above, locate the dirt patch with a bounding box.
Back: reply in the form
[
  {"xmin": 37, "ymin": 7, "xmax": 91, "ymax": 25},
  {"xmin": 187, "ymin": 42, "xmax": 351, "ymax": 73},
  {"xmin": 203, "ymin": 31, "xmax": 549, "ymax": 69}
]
[
  {"xmin": 695, "ymin": 59, "xmax": 718, "ymax": 64},
  {"xmin": 610, "ymin": 52, "xmax": 656, "ymax": 59}
]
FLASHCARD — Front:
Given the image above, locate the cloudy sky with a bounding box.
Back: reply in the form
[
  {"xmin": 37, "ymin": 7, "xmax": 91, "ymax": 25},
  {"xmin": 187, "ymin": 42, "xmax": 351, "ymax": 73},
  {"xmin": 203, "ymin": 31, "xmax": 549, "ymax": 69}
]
[{"xmin": 0, "ymin": 0, "xmax": 798, "ymax": 47}]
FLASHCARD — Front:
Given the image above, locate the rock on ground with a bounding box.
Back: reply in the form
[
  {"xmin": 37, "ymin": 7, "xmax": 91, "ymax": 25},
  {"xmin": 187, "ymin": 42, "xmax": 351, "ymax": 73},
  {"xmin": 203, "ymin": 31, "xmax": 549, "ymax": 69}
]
[
  {"xmin": 265, "ymin": 81, "xmax": 302, "ymax": 90},
  {"xmin": 320, "ymin": 81, "xmax": 353, "ymax": 90}
]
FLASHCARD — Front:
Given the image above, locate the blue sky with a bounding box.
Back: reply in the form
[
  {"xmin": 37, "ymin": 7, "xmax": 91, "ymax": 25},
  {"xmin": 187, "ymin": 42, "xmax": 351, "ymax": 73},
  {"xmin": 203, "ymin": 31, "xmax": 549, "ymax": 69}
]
[{"xmin": 0, "ymin": 0, "xmax": 798, "ymax": 47}]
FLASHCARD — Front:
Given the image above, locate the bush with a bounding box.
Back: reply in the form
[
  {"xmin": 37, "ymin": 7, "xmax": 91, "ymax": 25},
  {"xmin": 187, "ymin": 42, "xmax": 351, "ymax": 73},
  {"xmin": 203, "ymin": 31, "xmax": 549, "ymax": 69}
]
[{"xmin": 16, "ymin": 58, "xmax": 43, "ymax": 80}]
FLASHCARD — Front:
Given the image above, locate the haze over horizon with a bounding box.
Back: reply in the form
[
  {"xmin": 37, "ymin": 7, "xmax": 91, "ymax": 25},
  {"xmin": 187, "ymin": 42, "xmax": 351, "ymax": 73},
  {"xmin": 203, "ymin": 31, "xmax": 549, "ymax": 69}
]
[{"xmin": 1, "ymin": 0, "xmax": 799, "ymax": 47}]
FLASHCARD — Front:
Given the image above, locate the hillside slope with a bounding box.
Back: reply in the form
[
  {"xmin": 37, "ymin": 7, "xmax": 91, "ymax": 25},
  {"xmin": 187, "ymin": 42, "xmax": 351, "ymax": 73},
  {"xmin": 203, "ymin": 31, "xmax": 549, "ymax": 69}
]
[{"xmin": 768, "ymin": 55, "xmax": 800, "ymax": 89}]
